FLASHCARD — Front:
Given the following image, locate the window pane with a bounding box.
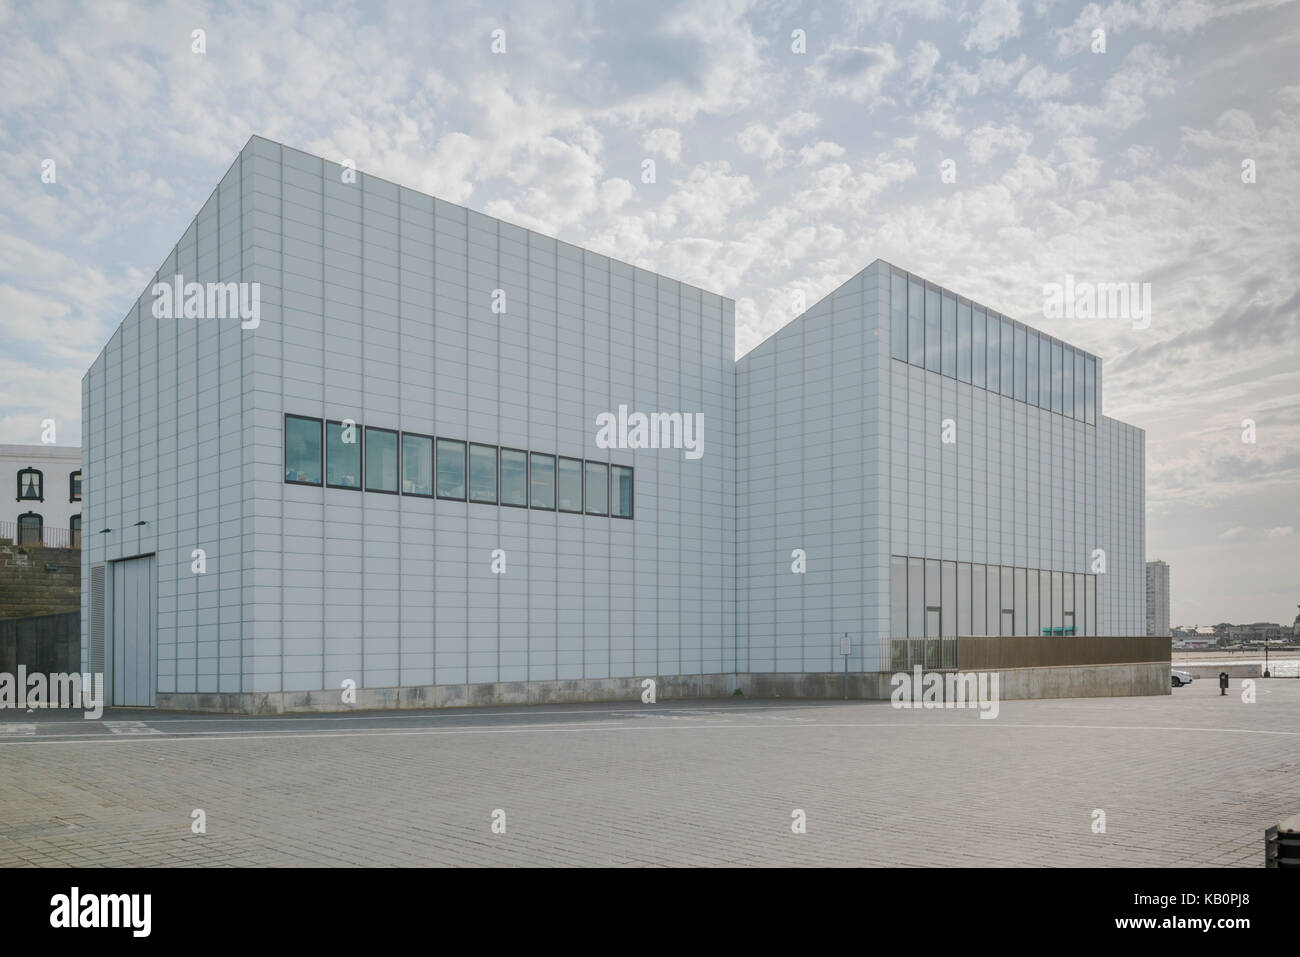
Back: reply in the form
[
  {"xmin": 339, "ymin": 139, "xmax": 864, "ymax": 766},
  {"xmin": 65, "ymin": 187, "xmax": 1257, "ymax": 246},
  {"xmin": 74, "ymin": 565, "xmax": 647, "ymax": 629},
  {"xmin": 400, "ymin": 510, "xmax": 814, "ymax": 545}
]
[
  {"xmin": 1051, "ymin": 571, "xmax": 1063, "ymax": 631},
  {"xmin": 1074, "ymin": 574, "xmax": 1085, "ymax": 636},
  {"xmin": 1027, "ymin": 332, "xmax": 1039, "ymax": 406},
  {"xmin": 285, "ymin": 416, "xmax": 321, "ymax": 484},
  {"xmin": 500, "ymin": 449, "xmax": 527, "ymax": 506},
  {"xmin": 327, "ymin": 422, "xmax": 362, "ymax": 489},
  {"xmin": 986, "ymin": 311, "xmax": 1000, "ymax": 393},
  {"xmin": 890, "ymin": 272, "xmax": 907, "ymax": 361},
  {"xmin": 908, "ymin": 558, "xmax": 924, "ymax": 638},
  {"xmin": 941, "ymin": 293, "xmax": 956, "ymax": 378},
  {"xmin": 957, "ymin": 562, "xmax": 971, "ymax": 636},
  {"xmin": 957, "ymin": 300, "xmax": 972, "ymax": 383},
  {"xmin": 1074, "ymin": 351, "xmax": 1086, "ymax": 422},
  {"xmin": 925, "ymin": 286, "xmax": 941, "ymax": 372},
  {"xmin": 17, "ymin": 513, "xmax": 41, "ymax": 545},
  {"xmin": 70, "ymin": 471, "xmax": 82, "ymax": 501},
  {"xmin": 972, "ymin": 565, "xmax": 986, "ymax": 636},
  {"xmin": 1051, "ymin": 341, "xmax": 1063, "ymax": 413},
  {"xmin": 1014, "ymin": 325, "xmax": 1027, "ymax": 401},
  {"xmin": 986, "ymin": 564, "xmax": 1000, "ymax": 636},
  {"xmin": 972, "ymin": 307, "xmax": 986, "ymax": 388},
  {"xmin": 584, "ymin": 461, "xmax": 608, "ymax": 515},
  {"xmin": 364, "ymin": 429, "xmax": 398, "ymax": 492},
  {"xmin": 530, "ymin": 453, "xmax": 556, "ymax": 509},
  {"xmin": 611, "ymin": 465, "xmax": 633, "ymax": 518},
  {"xmin": 469, "ymin": 444, "xmax": 498, "ymax": 503},
  {"xmin": 1000, "ymin": 316, "xmax": 1014, "ymax": 397},
  {"xmin": 1041, "ymin": 569, "xmax": 1052, "ymax": 635},
  {"xmin": 1000, "ymin": 566, "xmax": 1014, "ymax": 635},
  {"xmin": 1085, "ymin": 575, "xmax": 1097, "ymax": 635},
  {"xmin": 1027, "ymin": 569, "xmax": 1039, "ymax": 637},
  {"xmin": 436, "ymin": 439, "xmax": 466, "ymax": 499},
  {"xmin": 1085, "ymin": 356, "xmax": 1096, "ymax": 425},
  {"xmin": 557, "ymin": 457, "xmax": 583, "ymax": 512},
  {"xmin": 907, "ymin": 279, "xmax": 924, "ymax": 365},
  {"xmin": 1063, "ymin": 346, "xmax": 1074, "ymax": 418},
  {"xmin": 18, "ymin": 469, "xmax": 42, "ymax": 500},
  {"xmin": 891, "ymin": 557, "xmax": 908, "ymax": 639},
  {"xmin": 1040, "ymin": 337, "xmax": 1052, "ymax": 408},
  {"xmin": 924, "ymin": 559, "xmax": 941, "ymax": 637},
  {"xmin": 401, "ymin": 434, "xmax": 433, "ymax": 495},
  {"xmin": 1015, "ymin": 568, "xmax": 1027, "ymax": 635},
  {"xmin": 941, "ymin": 561, "xmax": 956, "ymax": 638}
]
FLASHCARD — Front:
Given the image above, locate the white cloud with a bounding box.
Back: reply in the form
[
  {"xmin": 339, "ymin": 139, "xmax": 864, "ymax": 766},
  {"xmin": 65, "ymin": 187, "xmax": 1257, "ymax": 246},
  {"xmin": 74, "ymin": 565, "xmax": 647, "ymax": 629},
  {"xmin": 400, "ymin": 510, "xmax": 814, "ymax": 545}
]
[
  {"xmin": 643, "ymin": 127, "xmax": 683, "ymax": 164},
  {"xmin": 964, "ymin": 0, "xmax": 1024, "ymax": 53},
  {"xmin": 808, "ymin": 44, "xmax": 899, "ymax": 105}
]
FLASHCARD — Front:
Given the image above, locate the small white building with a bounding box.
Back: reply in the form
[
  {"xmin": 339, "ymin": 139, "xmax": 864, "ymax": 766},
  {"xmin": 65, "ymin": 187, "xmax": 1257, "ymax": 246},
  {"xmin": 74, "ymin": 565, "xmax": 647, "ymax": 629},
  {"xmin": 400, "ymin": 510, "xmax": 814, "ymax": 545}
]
[{"xmin": 0, "ymin": 444, "xmax": 83, "ymax": 547}]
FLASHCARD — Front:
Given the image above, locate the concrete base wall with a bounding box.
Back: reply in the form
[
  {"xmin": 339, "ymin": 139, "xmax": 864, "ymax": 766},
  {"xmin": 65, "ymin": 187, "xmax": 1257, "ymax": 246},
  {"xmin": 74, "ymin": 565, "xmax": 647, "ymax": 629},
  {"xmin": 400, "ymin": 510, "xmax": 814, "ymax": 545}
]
[{"xmin": 154, "ymin": 661, "xmax": 1169, "ymax": 713}]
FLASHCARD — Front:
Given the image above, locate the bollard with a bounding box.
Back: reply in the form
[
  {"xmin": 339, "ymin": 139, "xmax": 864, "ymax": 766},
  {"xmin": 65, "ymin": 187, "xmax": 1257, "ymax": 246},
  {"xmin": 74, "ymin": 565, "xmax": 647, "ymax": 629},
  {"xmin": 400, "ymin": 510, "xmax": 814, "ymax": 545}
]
[
  {"xmin": 1219, "ymin": 671, "xmax": 1229, "ymax": 696},
  {"xmin": 1265, "ymin": 813, "xmax": 1300, "ymax": 868}
]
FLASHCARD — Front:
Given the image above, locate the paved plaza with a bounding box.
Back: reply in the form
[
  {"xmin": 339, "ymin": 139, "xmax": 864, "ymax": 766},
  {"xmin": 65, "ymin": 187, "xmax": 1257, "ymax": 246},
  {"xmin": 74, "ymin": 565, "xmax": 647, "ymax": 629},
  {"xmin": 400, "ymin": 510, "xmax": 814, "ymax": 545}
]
[{"xmin": 1, "ymin": 678, "xmax": 1296, "ymax": 866}]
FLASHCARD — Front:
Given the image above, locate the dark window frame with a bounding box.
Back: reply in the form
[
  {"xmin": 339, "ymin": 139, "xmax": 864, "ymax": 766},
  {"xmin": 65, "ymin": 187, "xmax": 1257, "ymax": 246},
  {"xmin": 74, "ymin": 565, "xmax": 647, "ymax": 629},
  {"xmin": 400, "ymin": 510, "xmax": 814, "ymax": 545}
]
[
  {"xmin": 556, "ymin": 455, "xmax": 584, "ymax": 514},
  {"xmin": 283, "ymin": 414, "xmax": 323, "ymax": 486},
  {"xmin": 400, "ymin": 431, "xmax": 436, "ymax": 498},
  {"xmin": 326, "ymin": 419, "xmax": 364, "ymax": 491},
  {"xmin": 499, "ymin": 446, "xmax": 529, "ymax": 509},
  {"xmin": 611, "ymin": 464, "xmax": 634, "ymax": 519},
  {"xmin": 69, "ymin": 470, "xmax": 82, "ymax": 503},
  {"xmin": 363, "ymin": 426, "xmax": 400, "ymax": 495},
  {"xmin": 468, "ymin": 442, "xmax": 499, "ymax": 505},
  {"xmin": 16, "ymin": 467, "xmax": 43, "ymax": 503},
  {"xmin": 529, "ymin": 452, "xmax": 556, "ymax": 511},
  {"xmin": 16, "ymin": 511, "xmax": 42, "ymax": 545},
  {"xmin": 435, "ymin": 438, "xmax": 468, "ymax": 502}
]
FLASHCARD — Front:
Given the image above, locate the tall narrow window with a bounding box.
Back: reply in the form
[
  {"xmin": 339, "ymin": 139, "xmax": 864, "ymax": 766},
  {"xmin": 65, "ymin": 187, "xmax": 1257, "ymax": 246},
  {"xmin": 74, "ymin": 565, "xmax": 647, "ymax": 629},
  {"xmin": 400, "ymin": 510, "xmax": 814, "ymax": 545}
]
[
  {"xmin": 401, "ymin": 433, "xmax": 434, "ymax": 496},
  {"xmin": 1074, "ymin": 574, "xmax": 1085, "ymax": 636},
  {"xmin": 972, "ymin": 307, "xmax": 986, "ymax": 388},
  {"xmin": 1040, "ymin": 336, "xmax": 1052, "ymax": 409},
  {"xmin": 70, "ymin": 514, "xmax": 81, "ymax": 548},
  {"xmin": 1040, "ymin": 569, "xmax": 1052, "ymax": 635},
  {"xmin": 986, "ymin": 312, "xmax": 1000, "ymax": 394},
  {"xmin": 907, "ymin": 278, "xmax": 923, "ymax": 366},
  {"xmin": 941, "ymin": 292, "xmax": 956, "ymax": 378},
  {"xmin": 1063, "ymin": 346, "xmax": 1075, "ymax": 418},
  {"xmin": 1085, "ymin": 575, "xmax": 1097, "ymax": 635},
  {"xmin": 1074, "ymin": 351, "xmax": 1086, "ymax": 422},
  {"xmin": 1000, "ymin": 316, "xmax": 1014, "ymax": 398},
  {"xmin": 469, "ymin": 444, "xmax": 498, "ymax": 503},
  {"xmin": 557, "ymin": 457, "xmax": 583, "ymax": 512},
  {"xmin": 957, "ymin": 562, "xmax": 971, "ymax": 635},
  {"xmin": 1014, "ymin": 325, "xmax": 1027, "ymax": 402},
  {"xmin": 908, "ymin": 558, "xmax": 924, "ymax": 638},
  {"xmin": 16, "ymin": 511, "xmax": 42, "ymax": 546},
  {"xmin": 611, "ymin": 464, "xmax": 634, "ymax": 518},
  {"xmin": 530, "ymin": 453, "xmax": 556, "ymax": 510},
  {"xmin": 986, "ymin": 565, "xmax": 1000, "ymax": 636},
  {"xmin": 890, "ymin": 271, "xmax": 907, "ymax": 361},
  {"xmin": 891, "ymin": 557, "xmax": 908, "ymax": 639},
  {"xmin": 925, "ymin": 559, "xmax": 941, "ymax": 638},
  {"xmin": 924, "ymin": 285, "xmax": 941, "ymax": 372},
  {"xmin": 584, "ymin": 461, "xmax": 609, "ymax": 515},
  {"xmin": 1027, "ymin": 332, "xmax": 1039, "ymax": 407},
  {"xmin": 1051, "ymin": 571, "xmax": 1063, "ymax": 633},
  {"xmin": 500, "ymin": 448, "xmax": 528, "ymax": 507},
  {"xmin": 957, "ymin": 300, "xmax": 972, "ymax": 383},
  {"xmin": 1063, "ymin": 572, "xmax": 1077, "ymax": 635},
  {"xmin": 364, "ymin": 427, "xmax": 398, "ymax": 493},
  {"xmin": 1085, "ymin": 357, "xmax": 1097, "ymax": 425},
  {"xmin": 1051, "ymin": 341, "xmax": 1063, "ymax": 413},
  {"xmin": 972, "ymin": 564, "xmax": 986, "ymax": 636},
  {"xmin": 436, "ymin": 438, "xmax": 466, "ymax": 500},
  {"xmin": 1000, "ymin": 566, "xmax": 1014, "ymax": 635},
  {"xmin": 69, "ymin": 470, "xmax": 82, "ymax": 502},
  {"xmin": 941, "ymin": 561, "xmax": 956, "ymax": 638},
  {"xmin": 1014, "ymin": 567, "xmax": 1027, "ymax": 635},
  {"xmin": 1027, "ymin": 569, "xmax": 1039, "ymax": 636},
  {"xmin": 327, "ymin": 421, "xmax": 363, "ymax": 489},
  {"xmin": 284, "ymin": 415, "xmax": 322, "ymax": 485}
]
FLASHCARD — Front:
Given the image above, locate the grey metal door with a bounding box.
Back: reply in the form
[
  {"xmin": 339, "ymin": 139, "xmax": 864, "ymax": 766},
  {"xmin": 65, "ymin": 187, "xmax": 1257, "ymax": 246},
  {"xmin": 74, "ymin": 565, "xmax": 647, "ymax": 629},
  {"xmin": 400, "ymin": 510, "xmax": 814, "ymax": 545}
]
[{"xmin": 111, "ymin": 555, "xmax": 156, "ymax": 707}]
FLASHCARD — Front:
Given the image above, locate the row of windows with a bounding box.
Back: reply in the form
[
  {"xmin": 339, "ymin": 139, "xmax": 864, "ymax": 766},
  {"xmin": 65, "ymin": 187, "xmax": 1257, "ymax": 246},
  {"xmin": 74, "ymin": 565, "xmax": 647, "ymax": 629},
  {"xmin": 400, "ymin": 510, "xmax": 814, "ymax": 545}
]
[
  {"xmin": 889, "ymin": 269, "xmax": 1097, "ymax": 425},
  {"xmin": 889, "ymin": 555, "xmax": 1099, "ymax": 638},
  {"xmin": 15, "ymin": 468, "xmax": 80, "ymax": 503},
  {"xmin": 13, "ymin": 512, "xmax": 80, "ymax": 546},
  {"xmin": 284, "ymin": 414, "xmax": 634, "ymax": 518}
]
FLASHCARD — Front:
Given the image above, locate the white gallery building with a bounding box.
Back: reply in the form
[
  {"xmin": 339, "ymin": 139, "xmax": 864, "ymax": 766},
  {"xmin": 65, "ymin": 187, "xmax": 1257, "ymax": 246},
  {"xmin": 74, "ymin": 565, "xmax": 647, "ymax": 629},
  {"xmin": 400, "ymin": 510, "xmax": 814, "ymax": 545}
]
[{"xmin": 80, "ymin": 136, "xmax": 1156, "ymax": 711}]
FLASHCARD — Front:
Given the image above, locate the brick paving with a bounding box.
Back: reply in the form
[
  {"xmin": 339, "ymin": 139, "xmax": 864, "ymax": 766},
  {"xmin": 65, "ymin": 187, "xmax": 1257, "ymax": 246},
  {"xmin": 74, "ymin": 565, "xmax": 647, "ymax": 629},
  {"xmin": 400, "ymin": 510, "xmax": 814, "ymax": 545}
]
[{"xmin": 0, "ymin": 678, "xmax": 1296, "ymax": 866}]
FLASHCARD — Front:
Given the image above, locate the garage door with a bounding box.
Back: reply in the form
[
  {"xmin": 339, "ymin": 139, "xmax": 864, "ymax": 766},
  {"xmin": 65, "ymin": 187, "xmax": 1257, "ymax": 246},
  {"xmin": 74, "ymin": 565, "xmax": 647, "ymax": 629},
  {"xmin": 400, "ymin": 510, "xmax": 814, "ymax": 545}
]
[{"xmin": 111, "ymin": 554, "xmax": 156, "ymax": 707}]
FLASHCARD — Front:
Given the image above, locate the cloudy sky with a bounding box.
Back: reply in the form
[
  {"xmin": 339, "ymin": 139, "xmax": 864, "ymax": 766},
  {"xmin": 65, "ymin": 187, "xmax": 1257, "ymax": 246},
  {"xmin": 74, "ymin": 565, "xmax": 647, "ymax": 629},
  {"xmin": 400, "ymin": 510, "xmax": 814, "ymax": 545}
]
[{"xmin": 1, "ymin": 0, "xmax": 1297, "ymax": 626}]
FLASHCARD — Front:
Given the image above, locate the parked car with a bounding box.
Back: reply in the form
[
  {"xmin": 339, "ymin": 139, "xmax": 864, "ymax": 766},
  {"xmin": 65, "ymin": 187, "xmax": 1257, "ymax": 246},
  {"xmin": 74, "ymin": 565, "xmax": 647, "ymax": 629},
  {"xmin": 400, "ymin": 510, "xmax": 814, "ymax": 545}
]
[{"xmin": 1171, "ymin": 669, "xmax": 1194, "ymax": 688}]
